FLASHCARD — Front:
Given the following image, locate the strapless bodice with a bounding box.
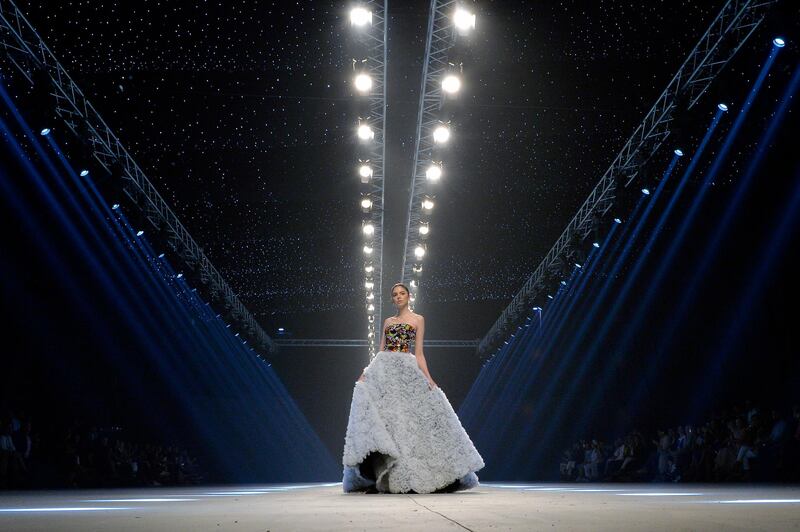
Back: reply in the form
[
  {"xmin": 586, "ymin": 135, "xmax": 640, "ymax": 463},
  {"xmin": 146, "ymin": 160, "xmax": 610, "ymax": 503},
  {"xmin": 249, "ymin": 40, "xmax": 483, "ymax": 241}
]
[{"xmin": 384, "ymin": 322, "xmax": 416, "ymax": 352}]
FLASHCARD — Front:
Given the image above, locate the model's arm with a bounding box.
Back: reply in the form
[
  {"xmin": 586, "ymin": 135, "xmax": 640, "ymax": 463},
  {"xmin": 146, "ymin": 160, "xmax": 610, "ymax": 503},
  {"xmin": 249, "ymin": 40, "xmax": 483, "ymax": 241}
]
[
  {"xmin": 414, "ymin": 316, "xmax": 437, "ymax": 389},
  {"xmin": 379, "ymin": 319, "xmax": 387, "ymax": 352}
]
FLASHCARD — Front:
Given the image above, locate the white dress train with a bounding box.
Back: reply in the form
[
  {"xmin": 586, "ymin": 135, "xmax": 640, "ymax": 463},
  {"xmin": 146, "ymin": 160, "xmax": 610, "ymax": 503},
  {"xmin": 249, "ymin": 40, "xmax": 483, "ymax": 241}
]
[{"xmin": 342, "ymin": 349, "xmax": 484, "ymax": 494}]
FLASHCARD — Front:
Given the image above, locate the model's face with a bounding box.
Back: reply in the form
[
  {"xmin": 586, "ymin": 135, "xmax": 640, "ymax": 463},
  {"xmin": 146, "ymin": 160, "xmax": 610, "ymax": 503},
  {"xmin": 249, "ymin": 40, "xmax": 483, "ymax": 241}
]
[{"xmin": 392, "ymin": 287, "xmax": 408, "ymax": 307}]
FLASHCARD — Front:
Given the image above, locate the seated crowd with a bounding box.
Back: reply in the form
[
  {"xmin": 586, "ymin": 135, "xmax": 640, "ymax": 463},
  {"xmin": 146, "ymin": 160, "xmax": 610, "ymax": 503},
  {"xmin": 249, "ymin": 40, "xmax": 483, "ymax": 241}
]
[
  {"xmin": 0, "ymin": 407, "xmax": 203, "ymax": 489},
  {"xmin": 560, "ymin": 402, "xmax": 800, "ymax": 482}
]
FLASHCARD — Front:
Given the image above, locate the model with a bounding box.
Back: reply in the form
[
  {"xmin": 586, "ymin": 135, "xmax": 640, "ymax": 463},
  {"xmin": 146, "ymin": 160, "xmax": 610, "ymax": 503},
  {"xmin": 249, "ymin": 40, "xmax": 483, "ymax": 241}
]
[{"xmin": 342, "ymin": 282, "xmax": 485, "ymax": 493}]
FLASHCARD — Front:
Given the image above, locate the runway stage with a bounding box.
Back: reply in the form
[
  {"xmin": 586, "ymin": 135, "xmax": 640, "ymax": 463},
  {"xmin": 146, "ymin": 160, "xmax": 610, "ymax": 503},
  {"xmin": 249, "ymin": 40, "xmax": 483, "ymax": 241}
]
[{"xmin": 1, "ymin": 482, "xmax": 799, "ymax": 531}]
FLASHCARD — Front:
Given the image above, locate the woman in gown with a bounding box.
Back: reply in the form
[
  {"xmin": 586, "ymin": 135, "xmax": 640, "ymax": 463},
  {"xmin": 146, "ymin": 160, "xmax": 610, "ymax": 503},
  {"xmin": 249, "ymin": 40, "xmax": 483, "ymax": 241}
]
[{"xmin": 342, "ymin": 282, "xmax": 484, "ymax": 494}]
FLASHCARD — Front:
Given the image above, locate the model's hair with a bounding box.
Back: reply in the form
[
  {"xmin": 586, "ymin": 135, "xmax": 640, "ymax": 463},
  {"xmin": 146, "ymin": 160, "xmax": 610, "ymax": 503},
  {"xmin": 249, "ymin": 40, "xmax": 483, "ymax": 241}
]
[{"xmin": 390, "ymin": 282, "xmax": 410, "ymax": 295}]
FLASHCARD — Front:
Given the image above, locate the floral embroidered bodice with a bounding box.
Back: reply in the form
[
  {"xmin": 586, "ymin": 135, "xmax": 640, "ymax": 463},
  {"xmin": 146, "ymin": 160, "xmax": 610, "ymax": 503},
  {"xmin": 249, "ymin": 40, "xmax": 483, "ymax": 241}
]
[{"xmin": 384, "ymin": 323, "xmax": 416, "ymax": 352}]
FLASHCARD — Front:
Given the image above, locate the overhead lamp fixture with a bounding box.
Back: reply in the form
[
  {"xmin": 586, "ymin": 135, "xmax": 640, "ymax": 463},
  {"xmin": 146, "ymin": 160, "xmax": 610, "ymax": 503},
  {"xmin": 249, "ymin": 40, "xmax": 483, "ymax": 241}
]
[
  {"xmin": 441, "ymin": 74, "xmax": 461, "ymax": 94},
  {"xmin": 433, "ymin": 125, "xmax": 450, "ymax": 143},
  {"xmin": 425, "ymin": 163, "xmax": 442, "ymax": 181},
  {"xmin": 361, "ymin": 197, "xmax": 373, "ymax": 211},
  {"xmin": 357, "ymin": 123, "xmax": 374, "ymax": 140},
  {"xmin": 453, "ymin": 8, "xmax": 476, "ymax": 32},
  {"xmin": 419, "ymin": 223, "xmax": 430, "ymax": 236},
  {"xmin": 363, "ymin": 245, "xmax": 373, "ymax": 255},
  {"xmin": 422, "ymin": 198, "xmax": 434, "ymax": 210},
  {"xmin": 362, "ymin": 223, "xmax": 375, "ymax": 236},
  {"xmin": 359, "ymin": 164, "xmax": 373, "ymax": 182},
  {"xmin": 350, "ymin": 7, "xmax": 372, "ymax": 26},
  {"xmin": 365, "ymin": 264, "xmax": 374, "ymax": 273},
  {"xmin": 414, "ymin": 245, "xmax": 426, "ymax": 259},
  {"xmin": 354, "ymin": 73, "xmax": 372, "ymax": 92}
]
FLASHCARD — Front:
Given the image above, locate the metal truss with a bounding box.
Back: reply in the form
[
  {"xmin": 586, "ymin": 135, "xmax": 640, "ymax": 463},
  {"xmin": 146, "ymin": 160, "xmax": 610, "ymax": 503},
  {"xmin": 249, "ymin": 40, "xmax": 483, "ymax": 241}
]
[
  {"xmin": 399, "ymin": 0, "xmax": 459, "ymax": 305},
  {"xmin": 352, "ymin": 1, "xmax": 388, "ymax": 357},
  {"xmin": 275, "ymin": 338, "xmax": 478, "ymax": 349},
  {"xmin": 477, "ymin": 0, "xmax": 778, "ymax": 357},
  {"xmin": 0, "ymin": 0, "xmax": 275, "ymax": 355}
]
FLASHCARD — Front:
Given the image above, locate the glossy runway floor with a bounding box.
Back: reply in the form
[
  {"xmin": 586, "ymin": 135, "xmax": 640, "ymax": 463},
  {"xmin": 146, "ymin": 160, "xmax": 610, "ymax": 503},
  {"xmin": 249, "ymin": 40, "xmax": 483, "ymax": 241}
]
[{"xmin": 1, "ymin": 482, "xmax": 799, "ymax": 531}]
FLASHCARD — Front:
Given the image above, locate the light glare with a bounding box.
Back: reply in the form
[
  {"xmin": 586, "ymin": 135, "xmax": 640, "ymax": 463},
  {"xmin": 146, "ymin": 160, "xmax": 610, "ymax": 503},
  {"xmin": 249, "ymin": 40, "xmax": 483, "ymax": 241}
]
[
  {"xmin": 442, "ymin": 75, "xmax": 461, "ymax": 94},
  {"xmin": 357, "ymin": 124, "xmax": 374, "ymax": 140},
  {"xmin": 425, "ymin": 164, "xmax": 442, "ymax": 181},
  {"xmin": 354, "ymin": 73, "xmax": 372, "ymax": 92},
  {"xmin": 433, "ymin": 125, "xmax": 450, "ymax": 143},
  {"xmin": 350, "ymin": 7, "xmax": 372, "ymax": 26},
  {"xmin": 453, "ymin": 8, "xmax": 476, "ymax": 31}
]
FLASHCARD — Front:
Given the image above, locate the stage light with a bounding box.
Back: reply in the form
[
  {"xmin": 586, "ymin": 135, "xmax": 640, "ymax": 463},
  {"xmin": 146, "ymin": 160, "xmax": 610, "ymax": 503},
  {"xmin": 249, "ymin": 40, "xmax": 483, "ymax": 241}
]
[
  {"xmin": 365, "ymin": 264, "xmax": 374, "ymax": 273},
  {"xmin": 278, "ymin": 327, "xmax": 285, "ymax": 332},
  {"xmin": 354, "ymin": 73, "xmax": 372, "ymax": 92},
  {"xmin": 367, "ymin": 303, "xmax": 375, "ymax": 312},
  {"xmin": 560, "ymin": 280, "xmax": 567, "ymax": 286},
  {"xmin": 442, "ymin": 75, "xmax": 461, "ymax": 94},
  {"xmin": 412, "ymin": 264, "xmax": 423, "ymax": 273},
  {"xmin": 365, "ymin": 281, "xmax": 374, "ymax": 289},
  {"xmin": 111, "ymin": 203, "xmax": 120, "ymax": 210},
  {"xmin": 425, "ymin": 163, "xmax": 442, "ymax": 181},
  {"xmin": 422, "ymin": 198, "xmax": 434, "ymax": 210},
  {"xmin": 419, "ymin": 223, "xmax": 429, "ymax": 235},
  {"xmin": 410, "ymin": 279, "xmax": 418, "ymax": 287},
  {"xmin": 547, "ymin": 294, "xmax": 554, "ymax": 300},
  {"xmin": 350, "ymin": 7, "xmax": 372, "ymax": 26},
  {"xmin": 357, "ymin": 124, "xmax": 374, "ymax": 140},
  {"xmin": 433, "ymin": 125, "xmax": 450, "ymax": 143},
  {"xmin": 158, "ymin": 253, "xmax": 165, "ymax": 258},
  {"xmin": 176, "ymin": 273, "xmax": 183, "ymax": 279},
  {"xmin": 453, "ymin": 8, "xmax": 476, "ymax": 31},
  {"xmin": 362, "ymin": 223, "xmax": 375, "ymax": 236},
  {"xmin": 614, "ymin": 218, "xmax": 622, "ymax": 224},
  {"xmin": 674, "ymin": 148, "xmax": 684, "ymax": 156},
  {"xmin": 575, "ymin": 263, "xmax": 582, "ymax": 269},
  {"xmin": 367, "ymin": 292, "xmax": 374, "ymax": 300},
  {"xmin": 40, "ymin": 128, "xmax": 51, "ymax": 136},
  {"xmin": 363, "ymin": 245, "xmax": 373, "ymax": 255},
  {"xmin": 593, "ymin": 242, "xmax": 600, "ymax": 248},
  {"xmin": 642, "ymin": 188, "xmax": 650, "ymax": 195},
  {"xmin": 361, "ymin": 197, "xmax": 372, "ymax": 211},
  {"xmin": 359, "ymin": 164, "xmax": 373, "ymax": 179},
  {"xmin": 80, "ymin": 169, "xmax": 89, "ymax": 177},
  {"xmin": 414, "ymin": 245, "xmax": 426, "ymax": 259},
  {"xmin": 410, "ymin": 294, "xmax": 416, "ymax": 302},
  {"xmin": 773, "ymin": 37, "xmax": 786, "ymax": 48},
  {"xmin": 717, "ymin": 103, "xmax": 729, "ymax": 112},
  {"xmin": 136, "ymin": 230, "xmax": 144, "ymax": 236},
  {"xmin": 533, "ymin": 307, "xmax": 542, "ymax": 312}
]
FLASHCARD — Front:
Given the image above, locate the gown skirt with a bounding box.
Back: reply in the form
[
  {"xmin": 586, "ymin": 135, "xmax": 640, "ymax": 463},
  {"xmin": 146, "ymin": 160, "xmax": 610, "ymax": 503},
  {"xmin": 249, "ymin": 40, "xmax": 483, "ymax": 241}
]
[{"xmin": 342, "ymin": 350, "xmax": 485, "ymax": 493}]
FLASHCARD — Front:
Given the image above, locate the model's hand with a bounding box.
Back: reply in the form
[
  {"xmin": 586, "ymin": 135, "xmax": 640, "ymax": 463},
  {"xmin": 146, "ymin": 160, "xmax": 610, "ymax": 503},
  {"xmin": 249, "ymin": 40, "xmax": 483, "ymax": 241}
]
[
  {"xmin": 357, "ymin": 372, "xmax": 365, "ymax": 383},
  {"xmin": 428, "ymin": 378, "xmax": 438, "ymax": 390}
]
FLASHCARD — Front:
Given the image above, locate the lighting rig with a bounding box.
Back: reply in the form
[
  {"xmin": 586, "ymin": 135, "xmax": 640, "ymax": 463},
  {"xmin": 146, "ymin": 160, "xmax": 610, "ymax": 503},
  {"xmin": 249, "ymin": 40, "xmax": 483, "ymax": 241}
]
[
  {"xmin": 399, "ymin": 1, "xmax": 476, "ymax": 309},
  {"xmin": 0, "ymin": 0, "xmax": 276, "ymax": 356},
  {"xmin": 476, "ymin": 0, "xmax": 779, "ymax": 358},
  {"xmin": 349, "ymin": 2, "xmax": 388, "ymax": 358}
]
